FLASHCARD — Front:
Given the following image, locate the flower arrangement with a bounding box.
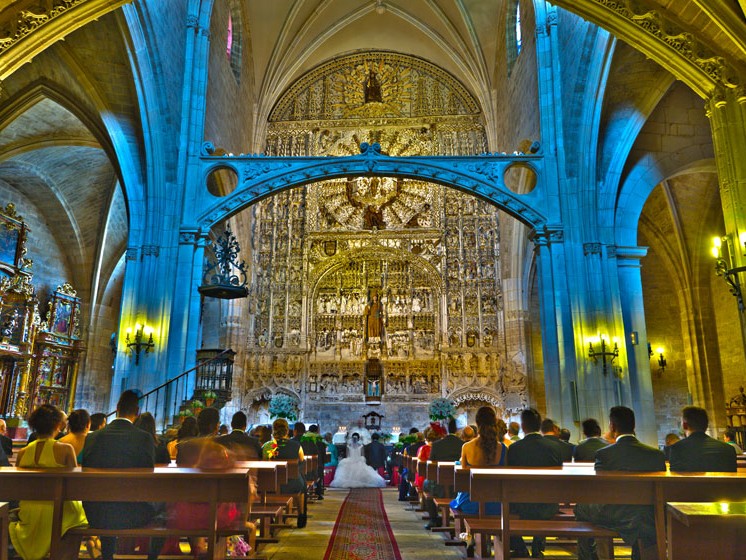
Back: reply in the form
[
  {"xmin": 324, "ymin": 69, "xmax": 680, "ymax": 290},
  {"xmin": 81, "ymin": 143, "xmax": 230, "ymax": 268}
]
[
  {"xmin": 376, "ymin": 431, "xmax": 393, "ymax": 442},
  {"xmin": 264, "ymin": 440, "xmax": 279, "ymax": 460},
  {"xmin": 300, "ymin": 432, "xmax": 323, "ymax": 443},
  {"xmin": 178, "ymin": 409, "xmax": 194, "ymax": 417},
  {"xmin": 190, "ymin": 399, "xmax": 204, "ymax": 411},
  {"xmin": 393, "ymin": 433, "xmax": 417, "ymax": 449},
  {"xmin": 429, "ymin": 397, "xmax": 456, "ymax": 421},
  {"xmin": 268, "ymin": 393, "xmax": 298, "ymax": 421},
  {"xmin": 203, "ymin": 390, "xmax": 217, "ymax": 404}
]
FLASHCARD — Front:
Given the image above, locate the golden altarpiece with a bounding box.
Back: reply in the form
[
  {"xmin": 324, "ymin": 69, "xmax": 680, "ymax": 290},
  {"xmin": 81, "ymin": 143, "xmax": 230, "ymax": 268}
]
[
  {"xmin": 233, "ymin": 52, "xmax": 529, "ymax": 427},
  {"xmin": 0, "ymin": 203, "xmax": 84, "ymax": 434}
]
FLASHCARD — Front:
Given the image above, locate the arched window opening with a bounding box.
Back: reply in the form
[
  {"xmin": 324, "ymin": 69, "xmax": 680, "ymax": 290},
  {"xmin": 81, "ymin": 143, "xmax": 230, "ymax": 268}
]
[{"xmin": 506, "ymin": 1, "xmax": 522, "ymax": 76}]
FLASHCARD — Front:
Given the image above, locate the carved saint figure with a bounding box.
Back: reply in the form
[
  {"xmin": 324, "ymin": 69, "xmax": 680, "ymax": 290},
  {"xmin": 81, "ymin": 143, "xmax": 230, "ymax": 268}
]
[
  {"xmin": 364, "ymin": 292, "xmax": 384, "ymax": 340},
  {"xmin": 363, "ymin": 205, "xmax": 385, "ymax": 229},
  {"xmin": 364, "ymin": 70, "xmax": 383, "ymax": 103}
]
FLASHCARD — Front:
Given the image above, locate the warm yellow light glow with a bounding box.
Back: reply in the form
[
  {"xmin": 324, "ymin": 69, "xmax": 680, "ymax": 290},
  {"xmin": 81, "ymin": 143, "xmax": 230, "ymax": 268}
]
[
  {"xmin": 135, "ymin": 323, "xmax": 142, "ymax": 333},
  {"xmin": 719, "ymin": 502, "xmax": 729, "ymax": 513},
  {"xmin": 711, "ymin": 246, "xmax": 721, "ymax": 258},
  {"xmin": 588, "ymin": 335, "xmax": 600, "ymax": 345},
  {"xmin": 655, "ymin": 346, "xmax": 664, "ymax": 355},
  {"xmin": 125, "ymin": 327, "xmax": 132, "ymax": 335},
  {"xmin": 713, "ymin": 236, "xmax": 722, "ymax": 248},
  {"xmin": 612, "ymin": 337, "xmax": 619, "ymax": 345},
  {"xmin": 143, "ymin": 326, "xmax": 154, "ymax": 336},
  {"xmin": 739, "ymin": 232, "xmax": 746, "ymax": 247}
]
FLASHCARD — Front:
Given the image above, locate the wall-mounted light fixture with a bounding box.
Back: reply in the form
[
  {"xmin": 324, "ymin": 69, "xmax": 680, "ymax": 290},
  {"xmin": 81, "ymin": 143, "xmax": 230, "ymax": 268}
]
[
  {"xmin": 587, "ymin": 334, "xmax": 619, "ymax": 375},
  {"xmin": 125, "ymin": 323, "xmax": 154, "ymax": 365},
  {"xmin": 648, "ymin": 342, "xmax": 667, "ymax": 373},
  {"xmin": 712, "ymin": 235, "xmax": 746, "ymax": 312}
]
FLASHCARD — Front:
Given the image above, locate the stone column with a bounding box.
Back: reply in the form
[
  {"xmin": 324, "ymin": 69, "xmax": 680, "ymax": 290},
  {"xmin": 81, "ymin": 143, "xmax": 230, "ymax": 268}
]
[{"xmin": 616, "ymin": 246, "xmax": 657, "ymax": 445}]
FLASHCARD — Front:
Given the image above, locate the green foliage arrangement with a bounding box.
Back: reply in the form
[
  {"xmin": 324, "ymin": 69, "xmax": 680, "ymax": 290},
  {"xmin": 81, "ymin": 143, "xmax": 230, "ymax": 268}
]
[
  {"xmin": 268, "ymin": 393, "xmax": 298, "ymax": 421},
  {"xmin": 429, "ymin": 397, "xmax": 456, "ymax": 421}
]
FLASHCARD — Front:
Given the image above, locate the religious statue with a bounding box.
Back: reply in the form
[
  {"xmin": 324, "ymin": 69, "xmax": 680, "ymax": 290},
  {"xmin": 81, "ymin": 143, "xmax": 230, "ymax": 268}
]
[
  {"xmin": 363, "ymin": 205, "xmax": 385, "ymax": 229},
  {"xmin": 364, "ymin": 70, "xmax": 383, "ymax": 103},
  {"xmin": 364, "ymin": 292, "xmax": 384, "ymax": 340}
]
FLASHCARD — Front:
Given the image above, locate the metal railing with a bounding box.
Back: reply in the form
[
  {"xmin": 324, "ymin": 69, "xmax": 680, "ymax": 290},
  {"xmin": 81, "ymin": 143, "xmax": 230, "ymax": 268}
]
[{"xmin": 107, "ymin": 348, "xmax": 233, "ymax": 432}]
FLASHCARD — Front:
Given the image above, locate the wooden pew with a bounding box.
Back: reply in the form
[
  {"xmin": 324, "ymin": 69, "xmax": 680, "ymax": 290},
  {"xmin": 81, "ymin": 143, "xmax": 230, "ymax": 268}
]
[
  {"xmin": 0, "ymin": 466, "xmax": 253, "ymax": 559},
  {"xmin": 0, "ymin": 502, "xmax": 7, "ymax": 560},
  {"xmin": 666, "ymin": 502, "xmax": 746, "ymax": 560},
  {"xmin": 469, "ymin": 467, "xmax": 746, "ymax": 560}
]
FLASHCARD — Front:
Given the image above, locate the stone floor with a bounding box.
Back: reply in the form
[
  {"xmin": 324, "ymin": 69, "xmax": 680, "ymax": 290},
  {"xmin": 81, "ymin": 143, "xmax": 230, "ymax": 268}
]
[{"xmin": 257, "ymin": 488, "xmax": 464, "ymax": 559}]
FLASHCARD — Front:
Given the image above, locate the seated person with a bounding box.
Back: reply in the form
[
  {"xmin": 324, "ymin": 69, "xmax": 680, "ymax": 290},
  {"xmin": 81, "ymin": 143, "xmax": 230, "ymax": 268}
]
[
  {"xmin": 573, "ymin": 418, "xmax": 608, "ymax": 462},
  {"xmin": 262, "ymin": 418, "xmax": 307, "ymax": 527},
  {"xmin": 669, "ymin": 406, "xmax": 736, "ymax": 472},
  {"xmin": 10, "ymin": 404, "xmax": 88, "ymax": 560},
  {"xmin": 507, "ymin": 408, "xmax": 563, "ymax": 558},
  {"xmin": 59, "ymin": 408, "xmax": 91, "ymax": 458},
  {"xmin": 424, "ymin": 418, "xmax": 464, "ymax": 528},
  {"xmin": 450, "ymin": 406, "xmax": 507, "ymax": 516},
  {"xmin": 80, "ymin": 390, "xmax": 160, "ymax": 560},
  {"xmin": 724, "ymin": 428, "xmax": 743, "ymax": 454},
  {"xmin": 575, "ymin": 406, "xmax": 666, "ymax": 560}
]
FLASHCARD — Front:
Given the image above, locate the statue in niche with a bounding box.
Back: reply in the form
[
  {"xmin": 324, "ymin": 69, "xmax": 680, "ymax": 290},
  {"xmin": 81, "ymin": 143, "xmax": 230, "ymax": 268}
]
[
  {"xmin": 364, "ymin": 291, "xmax": 384, "ymax": 340},
  {"xmin": 363, "ymin": 205, "xmax": 385, "ymax": 229},
  {"xmin": 364, "ymin": 70, "xmax": 383, "ymax": 103}
]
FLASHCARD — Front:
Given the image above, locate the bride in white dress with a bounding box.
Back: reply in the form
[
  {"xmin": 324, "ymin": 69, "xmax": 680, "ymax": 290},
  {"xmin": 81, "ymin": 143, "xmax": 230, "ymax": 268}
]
[{"xmin": 329, "ymin": 432, "xmax": 386, "ymax": 488}]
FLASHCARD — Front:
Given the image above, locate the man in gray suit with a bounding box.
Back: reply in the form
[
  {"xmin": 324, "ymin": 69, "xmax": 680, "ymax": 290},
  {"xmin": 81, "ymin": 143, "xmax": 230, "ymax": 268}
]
[
  {"xmin": 423, "ymin": 418, "xmax": 464, "ymax": 529},
  {"xmin": 575, "ymin": 406, "xmax": 665, "ymax": 560},
  {"xmin": 668, "ymin": 406, "xmax": 736, "ymax": 472}
]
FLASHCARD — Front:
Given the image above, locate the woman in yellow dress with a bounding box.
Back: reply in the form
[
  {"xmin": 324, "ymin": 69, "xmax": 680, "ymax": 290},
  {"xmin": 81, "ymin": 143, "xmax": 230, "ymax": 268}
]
[{"xmin": 10, "ymin": 404, "xmax": 88, "ymax": 560}]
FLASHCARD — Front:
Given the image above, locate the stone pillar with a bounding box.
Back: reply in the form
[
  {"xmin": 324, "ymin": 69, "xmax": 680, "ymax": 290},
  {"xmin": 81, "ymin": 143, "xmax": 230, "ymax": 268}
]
[
  {"xmin": 533, "ymin": 227, "xmax": 579, "ymax": 429},
  {"xmin": 701, "ymin": 87, "xmax": 746, "ymax": 430},
  {"xmin": 616, "ymin": 246, "xmax": 657, "ymax": 445}
]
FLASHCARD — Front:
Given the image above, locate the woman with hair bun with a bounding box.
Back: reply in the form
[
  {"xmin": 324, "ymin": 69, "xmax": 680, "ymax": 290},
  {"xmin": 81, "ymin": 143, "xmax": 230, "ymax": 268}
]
[
  {"xmin": 10, "ymin": 404, "xmax": 88, "ymax": 560},
  {"xmin": 59, "ymin": 408, "xmax": 90, "ymax": 456},
  {"xmin": 450, "ymin": 406, "xmax": 507, "ymax": 516}
]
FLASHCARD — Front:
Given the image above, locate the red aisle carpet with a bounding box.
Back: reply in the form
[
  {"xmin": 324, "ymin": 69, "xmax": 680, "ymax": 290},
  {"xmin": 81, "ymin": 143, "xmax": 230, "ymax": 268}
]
[{"xmin": 323, "ymin": 489, "xmax": 402, "ymax": 560}]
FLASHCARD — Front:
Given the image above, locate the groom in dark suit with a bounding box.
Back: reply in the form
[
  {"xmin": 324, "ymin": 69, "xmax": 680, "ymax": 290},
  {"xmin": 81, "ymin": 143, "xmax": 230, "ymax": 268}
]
[
  {"xmin": 575, "ymin": 406, "xmax": 665, "ymax": 560},
  {"xmin": 81, "ymin": 390, "xmax": 160, "ymax": 560},
  {"xmin": 365, "ymin": 432, "xmax": 388, "ymax": 471}
]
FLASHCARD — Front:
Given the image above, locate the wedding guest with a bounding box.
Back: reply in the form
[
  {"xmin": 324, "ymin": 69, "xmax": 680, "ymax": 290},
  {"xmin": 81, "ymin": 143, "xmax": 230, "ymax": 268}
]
[
  {"xmin": 508, "ymin": 421, "xmax": 521, "ymax": 442},
  {"xmin": 251, "ymin": 424, "xmax": 272, "ymax": 446},
  {"xmin": 724, "ymin": 428, "xmax": 743, "ymax": 454},
  {"xmin": 668, "ymin": 406, "xmax": 736, "ymax": 472},
  {"xmin": 89, "ymin": 413, "xmax": 107, "ymax": 432},
  {"xmin": 135, "ymin": 412, "xmax": 171, "ymax": 464},
  {"xmin": 573, "ymin": 418, "xmax": 608, "ymax": 462},
  {"xmin": 450, "ymin": 406, "xmax": 507, "ymax": 516},
  {"xmin": 459, "ymin": 425, "xmax": 476, "ymax": 442},
  {"xmin": 59, "ymin": 408, "xmax": 90, "ymax": 457},
  {"xmin": 263, "ymin": 418, "xmax": 307, "ymax": 527},
  {"xmin": 415, "ymin": 424, "xmax": 444, "ymax": 493},
  {"xmin": 0, "ymin": 418, "xmax": 13, "ymax": 457},
  {"xmin": 167, "ymin": 415, "xmax": 198, "ymax": 460},
  {"xmin": 10, "ymin": 404, "xmax": 87, "ymax": 560},
  {"xmin": 216, "ymin": 411, "xmax": 262, "ymax": 460},
  {"xmin": 81, "ymin": 390, "xmax": 160, "ymax": 560}
]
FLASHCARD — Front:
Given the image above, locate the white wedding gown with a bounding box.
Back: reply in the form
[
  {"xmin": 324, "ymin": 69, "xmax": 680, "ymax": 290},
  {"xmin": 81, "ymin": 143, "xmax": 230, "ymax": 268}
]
[{"xmin": 329, "ymin": 441, "xmax": 386, "ymax": 488}]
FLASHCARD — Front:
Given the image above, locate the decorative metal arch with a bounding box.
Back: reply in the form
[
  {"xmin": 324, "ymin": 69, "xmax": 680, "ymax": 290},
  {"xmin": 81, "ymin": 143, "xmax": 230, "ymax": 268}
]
[
  {"xmin": 450, "ymin": 389, "xmax": 504, "ymax": 409},
  {"xmin": 196, "ymin": 142, "xmax": 546, "ymax": 229}
]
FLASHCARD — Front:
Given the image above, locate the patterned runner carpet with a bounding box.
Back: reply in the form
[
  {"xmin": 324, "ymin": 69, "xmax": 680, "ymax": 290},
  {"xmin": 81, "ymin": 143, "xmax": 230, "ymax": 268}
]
[{"xmin": 323, "ymin": 488, "xmax": 402, "ymax": 560}]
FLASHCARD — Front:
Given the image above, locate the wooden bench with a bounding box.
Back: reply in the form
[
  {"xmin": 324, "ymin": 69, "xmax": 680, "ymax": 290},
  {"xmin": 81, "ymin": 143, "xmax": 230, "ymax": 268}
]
[
  {"xmin": 469, "ymin": 467, "xmax": 746, "ymax": 560},
  {"xmin": 666, "ymin": 502, "xmax": 746, "ymax": 560},
  {"xmin": 0, "ymin": 466, "xmax": 253, "ymax": 558},
  {"xmin": 0, "ymin": 502, "xmax": 7, "ymax": 560}
]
